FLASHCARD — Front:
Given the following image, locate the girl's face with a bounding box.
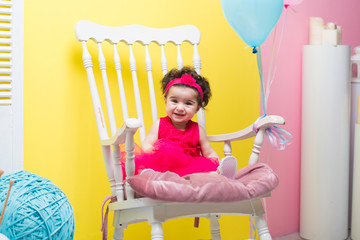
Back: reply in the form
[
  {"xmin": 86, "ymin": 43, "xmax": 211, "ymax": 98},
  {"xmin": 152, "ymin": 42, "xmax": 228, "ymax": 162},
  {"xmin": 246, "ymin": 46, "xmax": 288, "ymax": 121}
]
[{"xmin": 165, "ymin": 85, "xmax": 200, "ymax": 129}]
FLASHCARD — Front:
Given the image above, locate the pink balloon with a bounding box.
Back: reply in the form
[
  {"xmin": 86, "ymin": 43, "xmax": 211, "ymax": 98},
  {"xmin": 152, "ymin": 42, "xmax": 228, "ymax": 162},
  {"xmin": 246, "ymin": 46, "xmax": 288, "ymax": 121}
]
[{"xmin": 284, "ymin": 0, "xmax": 303, "ymax": 8}]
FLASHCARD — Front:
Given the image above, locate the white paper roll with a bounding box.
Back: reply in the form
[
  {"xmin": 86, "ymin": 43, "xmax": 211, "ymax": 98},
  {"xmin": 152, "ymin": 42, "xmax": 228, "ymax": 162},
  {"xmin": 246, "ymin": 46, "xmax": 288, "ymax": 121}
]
[
  {"xmin": 352, "ymin": 97, "xmax": 360, "ymax": 240},
  {"xmin": 350, "ymin": 50, "xmax": 360, "ymax": 233},
  {"xmin": 300, "ymin": 45, "xmax": 351, "ymax": 240},
  {"xmin": 350, "ymin": 82, "xmax": 360, "ymax": 194}
]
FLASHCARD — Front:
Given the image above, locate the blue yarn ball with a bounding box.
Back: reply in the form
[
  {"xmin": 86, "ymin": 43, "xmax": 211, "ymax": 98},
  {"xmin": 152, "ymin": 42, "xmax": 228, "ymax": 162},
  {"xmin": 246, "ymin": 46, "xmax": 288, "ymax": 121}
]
[{"xmin": 0, "ymin": 171, "xmax": 75, "ymax": 239}]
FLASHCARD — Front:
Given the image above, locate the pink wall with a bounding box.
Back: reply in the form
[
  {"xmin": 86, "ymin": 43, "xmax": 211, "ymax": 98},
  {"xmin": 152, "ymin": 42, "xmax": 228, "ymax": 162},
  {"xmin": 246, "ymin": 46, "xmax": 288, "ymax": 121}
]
[{"xmin": 261, "ymin": 0, "xmax": 360, "ymax": 237}]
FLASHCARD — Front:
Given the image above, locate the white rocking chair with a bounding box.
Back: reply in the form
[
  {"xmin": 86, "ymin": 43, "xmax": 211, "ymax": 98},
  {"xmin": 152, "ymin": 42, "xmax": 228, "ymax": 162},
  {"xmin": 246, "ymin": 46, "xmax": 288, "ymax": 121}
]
[{"xmin": 75, "ymin": 20, "xmax": 284, "ymax": 240}]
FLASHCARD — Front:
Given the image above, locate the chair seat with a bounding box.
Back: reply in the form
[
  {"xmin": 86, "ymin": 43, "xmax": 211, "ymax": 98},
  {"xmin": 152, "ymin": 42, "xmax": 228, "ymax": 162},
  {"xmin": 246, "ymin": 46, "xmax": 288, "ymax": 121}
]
[
  {"xmin": 109, "ymin": 196, "xmax": 266, "ymax": 224},
  {"xmin": 127, "ymin": 163, "xmax": 278, "ymax": 203}
]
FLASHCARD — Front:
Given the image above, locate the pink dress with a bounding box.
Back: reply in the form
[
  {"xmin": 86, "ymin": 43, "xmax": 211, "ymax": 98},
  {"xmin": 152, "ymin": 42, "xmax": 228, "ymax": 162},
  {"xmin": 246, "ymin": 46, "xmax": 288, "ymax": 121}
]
[{"xmin": 131, "ymin": 116, "xmax": 219, "ymax": 177}]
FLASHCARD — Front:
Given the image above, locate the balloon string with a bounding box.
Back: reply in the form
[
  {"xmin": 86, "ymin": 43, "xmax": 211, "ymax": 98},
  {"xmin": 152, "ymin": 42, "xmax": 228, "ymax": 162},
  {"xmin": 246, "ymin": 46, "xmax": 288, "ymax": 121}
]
[
  {"xmin": 265, "ymin": 7, "xmax": 288, "ymax": 109},
  {"xmin": 255, "ymin": 45, "xmax": 293, "ymax": 150},
  {"xmin": 265, "ymin": 25, "xmax": 277, "ymax": 110},
  {"xmin": 256, "ymin": 46, "xmax": 266, "ymax": 115}
]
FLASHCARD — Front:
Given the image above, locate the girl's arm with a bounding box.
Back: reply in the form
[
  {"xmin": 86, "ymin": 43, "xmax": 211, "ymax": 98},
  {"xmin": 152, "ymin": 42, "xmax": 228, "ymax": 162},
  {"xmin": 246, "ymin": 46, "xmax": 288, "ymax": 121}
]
[
  {"xmin": 199, "ymin": 126, "xmax": 220, "ymax": 162},
  {"xmin": 141, "ymin": 120, "xmax": 160, "ymax": 153}
]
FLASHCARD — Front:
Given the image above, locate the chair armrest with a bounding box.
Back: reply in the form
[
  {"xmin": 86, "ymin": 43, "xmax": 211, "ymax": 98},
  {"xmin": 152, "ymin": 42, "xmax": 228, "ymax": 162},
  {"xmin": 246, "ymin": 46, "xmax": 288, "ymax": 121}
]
[
  {"xmin": 100, "ymin": 118, "xmax": 142, "ymax": 146},
  {"xmin": 207, "ymin": 115, "xmax": 285, "ymax": 142}
]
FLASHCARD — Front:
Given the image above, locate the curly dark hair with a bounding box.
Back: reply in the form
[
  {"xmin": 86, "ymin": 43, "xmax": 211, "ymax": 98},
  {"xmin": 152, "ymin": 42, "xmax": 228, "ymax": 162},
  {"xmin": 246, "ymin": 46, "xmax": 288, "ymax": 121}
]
[{"xmin": 161, "ymin": 66, "xmax": 212, "ymax": 107}]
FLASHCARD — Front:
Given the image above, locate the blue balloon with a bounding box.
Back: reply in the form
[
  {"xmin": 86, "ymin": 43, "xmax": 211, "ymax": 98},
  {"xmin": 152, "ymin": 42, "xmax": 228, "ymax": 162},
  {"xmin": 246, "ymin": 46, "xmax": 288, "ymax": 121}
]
[{"xmin": 221, "ymin": 0, "xmax": 284, "ymax": 48}]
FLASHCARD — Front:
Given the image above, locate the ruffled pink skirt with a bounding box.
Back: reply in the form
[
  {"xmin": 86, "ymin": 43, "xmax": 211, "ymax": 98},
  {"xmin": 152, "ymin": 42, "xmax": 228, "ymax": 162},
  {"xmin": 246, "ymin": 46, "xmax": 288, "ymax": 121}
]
[{"xmin": 120, "ymin": 139, "xmax": 219, "ymax": 179}]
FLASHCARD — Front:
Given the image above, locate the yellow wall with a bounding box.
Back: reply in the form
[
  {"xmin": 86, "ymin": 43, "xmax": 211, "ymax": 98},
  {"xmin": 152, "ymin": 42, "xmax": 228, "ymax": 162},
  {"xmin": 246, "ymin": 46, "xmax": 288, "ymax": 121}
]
[{"xmin": 24, "ymin": 0, "xmax": 260, "ymax": 239}]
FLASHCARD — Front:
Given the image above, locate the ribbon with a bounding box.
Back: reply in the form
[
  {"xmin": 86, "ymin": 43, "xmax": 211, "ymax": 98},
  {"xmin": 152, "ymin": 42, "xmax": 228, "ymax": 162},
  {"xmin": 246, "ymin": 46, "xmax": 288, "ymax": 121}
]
[
  {"xmin": 101, "ymin": 196, "xmax": 117, "ymax": 240},
  {"xmin": 266, "ymin": 125, "xmax": 292, "ymax": 150},
  {"xmin": 254, "ymin": 46, "xmax": 293, "ymax": 150},
  {"xmin": 253, "ymin": 114, "xmax": 293, "ymax": 150}
]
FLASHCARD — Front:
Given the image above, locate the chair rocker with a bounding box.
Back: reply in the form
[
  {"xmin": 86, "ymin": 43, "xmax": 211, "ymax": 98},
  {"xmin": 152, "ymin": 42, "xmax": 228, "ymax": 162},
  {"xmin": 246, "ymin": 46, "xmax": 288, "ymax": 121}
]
[{"xmin": 75, "ymin": 20, "xmax": 285, "ymax": 240}]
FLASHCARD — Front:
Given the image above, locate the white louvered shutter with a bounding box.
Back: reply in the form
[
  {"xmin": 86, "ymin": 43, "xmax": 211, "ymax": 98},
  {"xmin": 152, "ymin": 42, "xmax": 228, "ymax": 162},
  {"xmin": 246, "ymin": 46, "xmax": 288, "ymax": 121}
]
[{"xmin": 0, "ymin": 0, "xmax": 24, "ymax": 174}]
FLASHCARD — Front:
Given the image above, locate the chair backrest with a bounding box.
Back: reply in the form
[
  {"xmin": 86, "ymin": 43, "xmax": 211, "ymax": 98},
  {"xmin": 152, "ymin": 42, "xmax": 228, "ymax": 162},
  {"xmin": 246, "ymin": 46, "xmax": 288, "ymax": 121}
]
[{"xmin": 75, "ymin": 20, "xmax": 206, "ymax": 144}]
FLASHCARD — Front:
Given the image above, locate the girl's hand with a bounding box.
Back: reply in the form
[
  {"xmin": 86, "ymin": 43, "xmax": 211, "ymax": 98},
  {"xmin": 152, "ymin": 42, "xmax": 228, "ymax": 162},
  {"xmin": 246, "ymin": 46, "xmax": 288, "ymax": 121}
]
[{"xmin": 142, "ymin": 145, "xmax": 155, "ymax": 153}]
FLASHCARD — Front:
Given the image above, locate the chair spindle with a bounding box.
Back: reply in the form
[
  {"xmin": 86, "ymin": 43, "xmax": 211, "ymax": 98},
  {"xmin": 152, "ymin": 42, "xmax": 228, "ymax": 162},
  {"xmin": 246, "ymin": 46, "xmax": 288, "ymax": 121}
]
[
  {"xmin": 160, "ymin": 45, "xmax": 168, "ymax": 76},
  {"xmin": 101, "ymin": 145, "xmax": 116, "ymax": 196},
  {"xmin": 82, "ymin": 40, "xmax": 118, "ymax": 196},
  {"xmin": 176, "ymin": 44, "xmax": 183, "ymax": 70},
  {"xmin": 145, "ymin": 44, "xmax": 158, "ymax": 123},
  {"xmin": 192, "ymin": 43, "xmax": 206, "ymax": 131},
  {"xmin": 224, "ymin": 140, "xmax": 232, "ymax": 157},
  {"xmin": 249, "ymin": 128, "xmax": 265, "ymax": 165},
  {"xmin": 193, "ymin": 44, "xmax": 201, "ymax": 73},
  {"xmin": 112, "ymin": 145, "xmax": 124, "ymax": 201},
  {"xmin": 98, "ymin": 42, "xmax": 117, "ymax": 135},
  {"xmin": 113, "ymin": 44, "xmax": 129, "ymax": 121},
  {"xmin": 125, "ymin": 130, "xmax": 136, "ymax": 199},
  {"xmin": 129, "ymin": 44, "xmax": 146, "ymax": 142},
  {"xmin": 81, "ymin": 41, "xmax": 109, "ymax": 140},
  {"xmin": 98, "ymin": 42, "xmax": 124, "ymax": 198}
]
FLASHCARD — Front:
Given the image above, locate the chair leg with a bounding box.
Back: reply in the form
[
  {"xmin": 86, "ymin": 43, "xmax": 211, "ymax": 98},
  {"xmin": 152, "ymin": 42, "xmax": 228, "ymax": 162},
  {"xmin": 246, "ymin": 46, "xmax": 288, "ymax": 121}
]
[
  {"xmin": 151, "ymin": 222, "xmax": 164, "ymax": 240},
  {"xmin": 112, "ymin": 224, "xmax": 126, "ymax": 240},
  {"xmin": 112, "ymin": 211, "xmax": 126, "ymax": 240},
  {"xmin": 210, "ymin": 215, "xmax": 221, "ymax": 240},
  {"xmin": 254, "ymin": 216, "xmax": 272, "ymax": 240}
]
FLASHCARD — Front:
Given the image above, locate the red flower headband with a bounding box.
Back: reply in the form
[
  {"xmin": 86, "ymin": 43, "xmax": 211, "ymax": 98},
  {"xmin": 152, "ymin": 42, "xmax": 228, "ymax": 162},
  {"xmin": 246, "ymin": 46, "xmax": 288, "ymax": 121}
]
[{"xmin": 164, "ymin": 74, "xmax": 203, "ymax": 102}]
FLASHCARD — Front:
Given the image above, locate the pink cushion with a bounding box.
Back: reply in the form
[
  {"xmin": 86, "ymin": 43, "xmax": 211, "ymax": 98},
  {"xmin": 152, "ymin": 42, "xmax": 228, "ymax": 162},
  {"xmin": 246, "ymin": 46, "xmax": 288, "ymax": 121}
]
[{"xmin": 127, "ymin": 163, "xmax": 279, "ymax": 202}]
